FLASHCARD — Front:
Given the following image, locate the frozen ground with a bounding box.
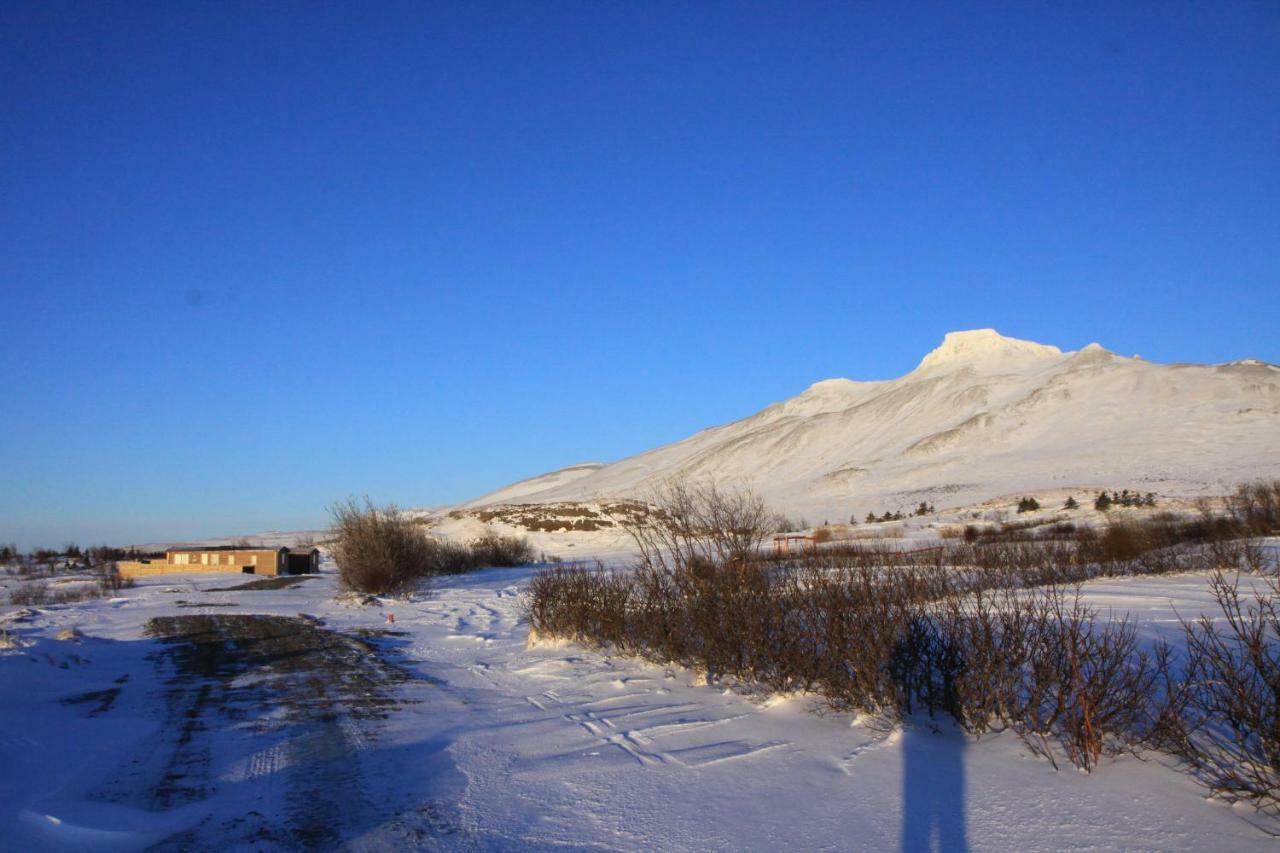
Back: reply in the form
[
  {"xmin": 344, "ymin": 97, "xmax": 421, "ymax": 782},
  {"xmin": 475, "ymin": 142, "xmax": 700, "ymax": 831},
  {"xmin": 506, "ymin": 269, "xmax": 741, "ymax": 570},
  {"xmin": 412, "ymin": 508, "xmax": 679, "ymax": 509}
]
[{"xmin": 2, "ymin": 561, "xmax": 1278, "ymax": 851}]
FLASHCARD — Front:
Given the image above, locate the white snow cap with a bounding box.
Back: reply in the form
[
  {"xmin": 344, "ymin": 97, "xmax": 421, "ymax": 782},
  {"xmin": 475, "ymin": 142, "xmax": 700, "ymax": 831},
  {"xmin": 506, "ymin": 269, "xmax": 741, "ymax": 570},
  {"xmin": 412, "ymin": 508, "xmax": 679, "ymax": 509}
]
[{"xmin": 915, "ymin": 328, "xmax": 1063, "ymax": 372}]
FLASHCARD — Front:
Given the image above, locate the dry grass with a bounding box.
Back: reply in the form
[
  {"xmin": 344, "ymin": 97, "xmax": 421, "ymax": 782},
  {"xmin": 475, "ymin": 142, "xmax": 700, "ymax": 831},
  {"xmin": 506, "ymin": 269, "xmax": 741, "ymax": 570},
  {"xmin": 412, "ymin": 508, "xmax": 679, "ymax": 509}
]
[
  {"xmin": 7, "ymin": 562, "xmax": 134, "ymax": 606},
  {"xmin": 836, "ymin": 526, "xmax": 906, "ymax": 541}
]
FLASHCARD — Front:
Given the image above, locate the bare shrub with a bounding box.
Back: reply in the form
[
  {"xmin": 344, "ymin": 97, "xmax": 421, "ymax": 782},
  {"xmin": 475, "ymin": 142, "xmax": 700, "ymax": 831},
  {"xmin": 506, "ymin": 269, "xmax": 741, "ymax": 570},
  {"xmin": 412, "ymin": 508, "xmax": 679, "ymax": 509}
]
[
  {"xmin": 526, "ymin": 563, "xmax": 632, "ymax": 648},
  {"xmin": 466, "ymin": 532, "xmax": 534, "ymax": 570},
  {"xmin": 624, "ymin": 478, "xmax": 778, "ymax": 573},
  {"xmin": 328, "ymin": 498, "xmax": 443, "ymax": 594},
  {"xmin": 526, "ymin": 556, "xmax": 1165, "ymax": 771},
  {"xmin": 10, "ymin": 576, "xmax": 124, "ymax": 606},
  {"xmin": 10, "ymin": 581, "xmax": 49, "ymax": 606},
  {"xmin": 1227, "ymin": 480, "xmax": 1280, "ymax": 535},
  {"xmin": 527, "ymin": 480, "xmax": 1279, "ymax": 794},
  {"xmin": 1157, "ymin": 571, "xmax": 1280, "ymax": 813},
  {"xmin": 49, "ymin": 586, "xmax": 99, "ymax": 605},
  {"xmin": 329, "ymin": 498, "xmax": 534, "ymax": 593},
  {"xmin": 98, "ymin": 563, "xmax": 134, "ymax": 595},
  {"xmin": 1078, "ymin": 521, "xmax": 1153, "ymax": 564}
]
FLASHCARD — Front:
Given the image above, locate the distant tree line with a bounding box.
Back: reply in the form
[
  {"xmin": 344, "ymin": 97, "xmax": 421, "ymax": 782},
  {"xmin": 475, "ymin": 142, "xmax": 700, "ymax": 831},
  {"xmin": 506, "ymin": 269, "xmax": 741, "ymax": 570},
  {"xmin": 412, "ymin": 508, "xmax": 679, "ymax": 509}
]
[
  {"xmin": 865, "ymin": 510, "xmax": 905, "ymax": 523},
  {"xmin": 1095, "ymin": 490, "xmax": 1157, "ymax": 511},
  {"xmin": 0, "ymin": 543, "xmax": 158, "ymax": 568}
]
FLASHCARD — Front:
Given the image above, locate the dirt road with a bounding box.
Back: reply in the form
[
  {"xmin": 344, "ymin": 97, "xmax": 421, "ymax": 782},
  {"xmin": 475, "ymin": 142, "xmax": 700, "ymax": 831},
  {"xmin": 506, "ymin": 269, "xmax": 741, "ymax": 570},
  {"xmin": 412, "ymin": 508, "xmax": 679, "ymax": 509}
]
[{"xmin": 91, "ymin": 613, "xmax": 467, "ymax": 850}]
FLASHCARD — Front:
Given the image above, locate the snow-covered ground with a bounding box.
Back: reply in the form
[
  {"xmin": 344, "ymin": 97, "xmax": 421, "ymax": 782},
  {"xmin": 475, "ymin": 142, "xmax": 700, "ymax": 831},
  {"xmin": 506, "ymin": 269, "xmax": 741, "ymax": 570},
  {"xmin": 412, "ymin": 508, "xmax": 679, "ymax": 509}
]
[{"xmin": 3, "ymin": 559, "xmax": 1278, "ymax": 850}]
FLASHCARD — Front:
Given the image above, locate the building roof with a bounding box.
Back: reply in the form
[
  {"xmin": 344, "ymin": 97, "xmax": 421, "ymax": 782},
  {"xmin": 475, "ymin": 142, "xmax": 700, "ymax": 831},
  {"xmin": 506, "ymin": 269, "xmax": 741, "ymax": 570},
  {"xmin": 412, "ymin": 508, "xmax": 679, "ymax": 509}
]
[{"xmin": 166, "ymin": 545, "xmax": 287, "ymax": 553}]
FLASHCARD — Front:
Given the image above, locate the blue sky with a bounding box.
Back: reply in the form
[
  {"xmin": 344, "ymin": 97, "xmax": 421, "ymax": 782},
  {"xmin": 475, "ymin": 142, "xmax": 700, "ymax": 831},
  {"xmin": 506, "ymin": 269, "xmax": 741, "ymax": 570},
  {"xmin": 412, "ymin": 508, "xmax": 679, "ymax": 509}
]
[{"xmin": 3, "ymin": 2, "xmax": 1278, "ymax": 548}]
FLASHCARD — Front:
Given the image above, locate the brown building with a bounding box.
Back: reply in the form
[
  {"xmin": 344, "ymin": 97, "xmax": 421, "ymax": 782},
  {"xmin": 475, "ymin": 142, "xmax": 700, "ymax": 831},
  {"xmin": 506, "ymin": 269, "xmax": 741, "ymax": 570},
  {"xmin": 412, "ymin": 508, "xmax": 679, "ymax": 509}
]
[{"xmin": 118, "ymin": 546, "xmax": 320, "ymax": 578}]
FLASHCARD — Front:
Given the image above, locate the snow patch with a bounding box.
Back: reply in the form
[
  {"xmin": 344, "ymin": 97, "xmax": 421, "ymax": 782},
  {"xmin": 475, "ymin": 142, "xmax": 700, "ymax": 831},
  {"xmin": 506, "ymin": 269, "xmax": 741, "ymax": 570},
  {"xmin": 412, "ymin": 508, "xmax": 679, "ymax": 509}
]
[{"xmin": 914, "ymin": 328, "xmax": 1064, "ymax": 372}]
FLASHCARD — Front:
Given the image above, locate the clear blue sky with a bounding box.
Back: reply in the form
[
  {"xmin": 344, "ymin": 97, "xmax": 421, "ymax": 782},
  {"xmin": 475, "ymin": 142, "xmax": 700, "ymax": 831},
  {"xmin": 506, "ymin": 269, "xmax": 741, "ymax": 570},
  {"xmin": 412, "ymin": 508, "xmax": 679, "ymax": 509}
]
[{"xmin": 3, "ymin": 2, "xmax": 1277, "ymax": 548}]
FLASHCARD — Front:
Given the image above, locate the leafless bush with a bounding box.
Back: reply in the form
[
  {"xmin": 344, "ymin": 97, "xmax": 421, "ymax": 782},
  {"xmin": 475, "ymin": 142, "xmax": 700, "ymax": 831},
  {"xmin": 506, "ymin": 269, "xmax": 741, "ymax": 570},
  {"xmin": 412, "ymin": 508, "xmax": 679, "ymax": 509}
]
[
  {"xmin": 421, "ymin": 532, "xmax": 534, "ymax": 576},
  {"xmin": 329, "ymin": 498, "xmax": 534, "ymax": 593},
  {"xmin": 328, "ymin": 498, "xmax": 446, "ymax": 594},
  {"xmin": 625, "ymin": 478, "xmax": 778, "ymax": 573},
  {"xmin": 9, "ymin": 581, "xmax": 49, "ymax": 606},
  {"xmin": 9, "ymin": 573, "xmax": 129, "ymax": 606},
  {"xmin": 49, "ymin": 586, "xmax": 100, "ymax": 605},
  {"xmin": 97, "ymin": 563, "xmax": 134, "ymax": 594},
  {"xmin": 465, "ymin": 532, "xmax": 534, "ymax": 570},
  {"xmin": 958, "ymin": 586, "xmax": 1159, "ymax": 772},
  {"xmin": 525, "ymin": 556, "xmax": 1165, "ymax": 770},
  {"xmin": 527, "ymin": 481, "xmax": 1280, "ymax": 796},
  {"xmin": 1227, "ymin": 480, "xmax": 1280, "ymax": 535},
  {"xmin": 526, "ymin": 563, "xmax": 632, "ymax": 648},
  {"xmin": 1156, "ymin": 571, "xmax": 1280, "ymax": 814}
]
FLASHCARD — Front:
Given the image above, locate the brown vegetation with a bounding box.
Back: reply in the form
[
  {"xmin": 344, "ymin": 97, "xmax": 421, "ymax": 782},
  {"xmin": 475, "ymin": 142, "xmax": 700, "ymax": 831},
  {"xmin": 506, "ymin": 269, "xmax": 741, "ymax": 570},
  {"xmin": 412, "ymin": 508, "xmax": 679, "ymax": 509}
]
[
  {"xmin": 525, "ymin": 480, "xmax": 1280, "ymax": 813},
  {"xmin": 1228, "ymin": 480, "xmax": 1280, "ymax": 534},
  {"xmin": 1156, "ymin": 571, "xmax": 1280, "ymax": 810},
  {"xmin": 329, "ymin": 498, "xmax": 533, "ymax": 594},
  {"xmin": 7, "ymin": 562, "xmax": 134, "ymax": 606},
  {"xmin": 447, "ymin": 500, "xmax": 662, "ymax": 533}
]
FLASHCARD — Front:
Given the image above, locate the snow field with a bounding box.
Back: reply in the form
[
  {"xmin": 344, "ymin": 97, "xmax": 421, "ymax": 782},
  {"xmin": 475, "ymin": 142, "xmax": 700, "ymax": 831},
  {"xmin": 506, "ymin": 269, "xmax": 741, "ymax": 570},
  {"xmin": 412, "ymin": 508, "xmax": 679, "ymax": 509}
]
[{"xmin": 4, "ymin": 559, "xmax": 1277, "ymax": 849}]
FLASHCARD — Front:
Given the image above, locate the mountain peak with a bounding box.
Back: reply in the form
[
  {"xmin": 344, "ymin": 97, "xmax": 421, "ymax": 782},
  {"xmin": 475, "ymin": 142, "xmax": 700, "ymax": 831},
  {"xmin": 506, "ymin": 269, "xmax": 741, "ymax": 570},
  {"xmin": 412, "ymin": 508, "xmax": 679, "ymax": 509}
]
[
  {"xmin": 462, "ymin": 330, "xmax": 1280, "ymax": 519},
  {"xmin": 915, "ymin": 329, "xmax": 1063, "ymax": 372}
]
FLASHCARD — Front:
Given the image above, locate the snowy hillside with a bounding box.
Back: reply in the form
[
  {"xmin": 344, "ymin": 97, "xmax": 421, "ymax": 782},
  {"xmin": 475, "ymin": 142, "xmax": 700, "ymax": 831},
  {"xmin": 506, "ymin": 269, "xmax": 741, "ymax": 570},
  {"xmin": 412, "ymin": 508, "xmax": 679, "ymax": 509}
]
[{"xmin": 466, "ymin": 329, "xmax": 1280, "ymax": 517}]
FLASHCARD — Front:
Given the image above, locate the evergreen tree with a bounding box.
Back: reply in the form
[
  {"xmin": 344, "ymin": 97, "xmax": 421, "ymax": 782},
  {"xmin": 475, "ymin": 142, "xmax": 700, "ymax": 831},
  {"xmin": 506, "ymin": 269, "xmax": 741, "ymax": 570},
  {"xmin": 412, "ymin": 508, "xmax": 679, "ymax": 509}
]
[
  {"xmin": 1064, "ymin": 496, "xmax": 1079, "ymax": 510},
  {"xmin": 1095, "ymin": 492, "xmax": 1113, "ymax": 512}
]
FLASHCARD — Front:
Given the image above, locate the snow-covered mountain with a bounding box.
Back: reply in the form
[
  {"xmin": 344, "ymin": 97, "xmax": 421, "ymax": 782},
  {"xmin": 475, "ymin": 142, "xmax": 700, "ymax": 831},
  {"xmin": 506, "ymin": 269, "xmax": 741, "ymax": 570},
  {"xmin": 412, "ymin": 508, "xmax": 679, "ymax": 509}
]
[{"xmin": 464, "ymin": 329, "xmax": 1280, "ymax": 518}]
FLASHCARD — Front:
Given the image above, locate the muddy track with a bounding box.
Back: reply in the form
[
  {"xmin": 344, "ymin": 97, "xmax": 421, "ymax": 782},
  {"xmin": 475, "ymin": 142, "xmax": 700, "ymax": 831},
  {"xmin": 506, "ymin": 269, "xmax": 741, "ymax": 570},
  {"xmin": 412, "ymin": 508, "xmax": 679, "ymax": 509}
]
[
  {"xmin": 207, "ymin": 575, "xmax": 316, "ymax": 592},
  {"xmin": 99, "ymin": 614, "xmax": 422, "ymax": 849}
]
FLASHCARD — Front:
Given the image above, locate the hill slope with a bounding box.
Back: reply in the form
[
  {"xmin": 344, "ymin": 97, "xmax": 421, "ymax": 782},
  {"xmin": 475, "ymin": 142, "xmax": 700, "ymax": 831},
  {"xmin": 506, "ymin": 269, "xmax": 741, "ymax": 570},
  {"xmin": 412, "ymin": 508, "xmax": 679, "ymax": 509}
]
[{"xmin": 466, "ymin": 329, "xmax": 1280, "ymax": 518}]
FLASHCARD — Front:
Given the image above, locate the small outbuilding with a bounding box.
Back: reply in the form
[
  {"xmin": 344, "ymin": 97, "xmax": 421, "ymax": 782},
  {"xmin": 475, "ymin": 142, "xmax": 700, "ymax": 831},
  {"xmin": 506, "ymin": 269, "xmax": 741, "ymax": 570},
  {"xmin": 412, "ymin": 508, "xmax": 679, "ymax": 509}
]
[
  {"xmin": 118, "ymin": 545, "xmax": 320, "ymax": 578},
  {"xmin": 286, "ymin": 547, "xmax": 320, "ymax": 575}
]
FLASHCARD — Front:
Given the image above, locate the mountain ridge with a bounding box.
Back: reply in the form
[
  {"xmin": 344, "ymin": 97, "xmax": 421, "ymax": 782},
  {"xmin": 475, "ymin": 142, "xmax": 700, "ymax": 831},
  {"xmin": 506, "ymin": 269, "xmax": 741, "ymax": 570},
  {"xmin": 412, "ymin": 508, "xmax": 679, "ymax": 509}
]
[{"xmin": 460, "ymin": 330, "xmax": 1280, "ymax": 517}]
